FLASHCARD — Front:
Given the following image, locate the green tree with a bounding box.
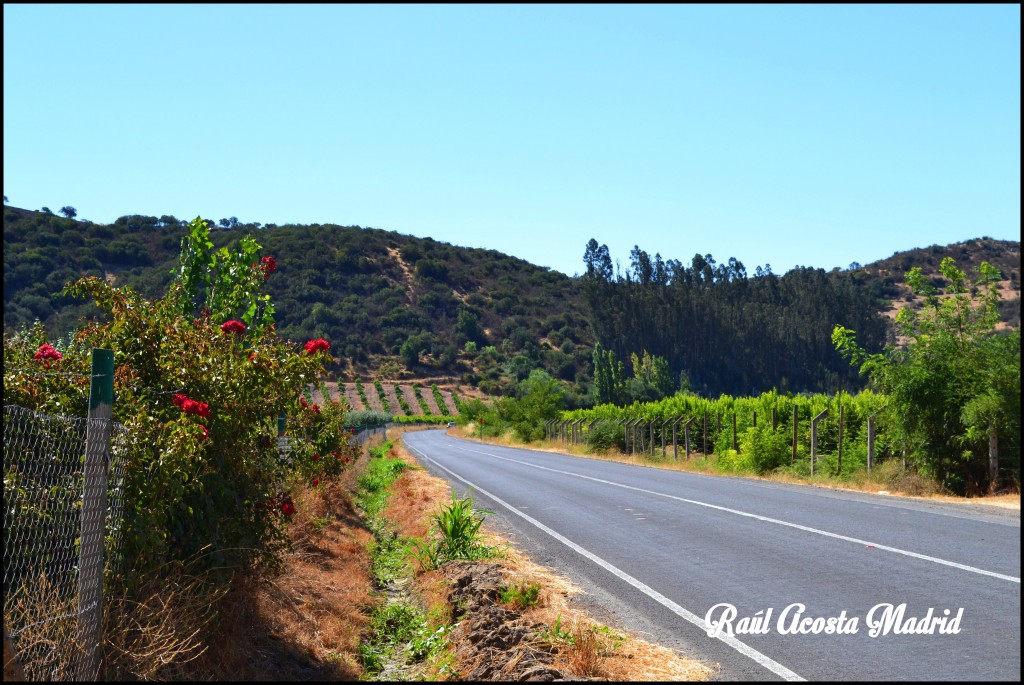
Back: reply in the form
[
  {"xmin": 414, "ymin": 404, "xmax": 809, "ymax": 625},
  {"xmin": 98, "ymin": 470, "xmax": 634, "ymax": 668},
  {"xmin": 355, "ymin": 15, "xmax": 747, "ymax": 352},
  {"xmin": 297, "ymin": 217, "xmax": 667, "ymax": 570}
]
[
  {"xmin": 59, "ymin": 206, "xmax": 77, "ymax": 219},
  {"xmin": 400, "ymin": 332, "xmax": 430, "ymax": 369},
  {"xmin": 498, "ymin": 369, "xmax": 565, "ymax": 442},
  {"xmin": 833, "ymin": 257, "xmax": 1020, "ymax": 494},
  {"xmin": 630, "ymin": 349, "xmax": 676, "ymax": 401},
  {"xmin": 592, "ymin": 341, "xmax": 625, "ymax": 405}
]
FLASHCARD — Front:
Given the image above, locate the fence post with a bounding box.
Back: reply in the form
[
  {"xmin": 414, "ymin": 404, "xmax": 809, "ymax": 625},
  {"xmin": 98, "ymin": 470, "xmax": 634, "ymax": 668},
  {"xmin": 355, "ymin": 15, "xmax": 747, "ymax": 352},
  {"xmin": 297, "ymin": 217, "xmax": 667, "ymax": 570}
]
[
  {"xmin": 811, "ymin": 409, "xmax": 829, "ymax": 477},
  {"xmin": 837, "ymin": 403, "xmax": 844, "ymax": 475},
  {"xmin": 683, "ymin": 417, "xmax": 695, "ymax": 460},
  {"xmin": 791, "ymin": 405, "xmax": 798, "ymax": 465},
  {"xmin": 867, "ymin": 415, "xmax": 875, "ymax": 472},
  {"xmin": 703, "ymin": 411, "xmax": 708, "ymax": 457},
  {"xmin": 77, "ymin": 348, "xmax": 114, "ymax": 682},
  {"xmin": 732, "ymin": 413, "xmax": 738, "ymax": 452}
]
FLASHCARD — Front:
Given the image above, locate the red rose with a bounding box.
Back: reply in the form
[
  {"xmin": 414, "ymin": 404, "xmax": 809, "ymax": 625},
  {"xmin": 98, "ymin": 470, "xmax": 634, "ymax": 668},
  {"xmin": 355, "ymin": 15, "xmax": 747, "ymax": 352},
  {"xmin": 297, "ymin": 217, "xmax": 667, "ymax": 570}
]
[
  {"xmin": 312, "ymin": 478, "xmax": 319, "ymax": 487},
  {"xmin": 199, "ymin": 424, "xmax": 209, "ymax": 441},
  {"xmin": 260, "ymin": 256, "xmax": 277, "ymax": 273},
  {"xmin": 221, "ymin": 320, "xmax": 247, "ymax": 335},
  {"xmin": 303, "ymin": 338, "xmax": 330, "ymax": 354},
  {"xmin": 281, "ymin": 501, "xmax": 295, "ymax": 516},
  {"xmin": 312, "ymin": 453, "xmax": 320, "ymax": 462},
  {"xmin": 33, "ymin": 344, "xmax": 63, "ymax": 361},
  {"xmin": 299, "ymin": 396, "xmax": 308, "ymax": 409},
  {"xmin": 181, "ymin": 398, "xmax": 211, "ymax": 418},
  {"xmin": 173, "ymin": 393, "xmax": 188, "ymax": 408}
]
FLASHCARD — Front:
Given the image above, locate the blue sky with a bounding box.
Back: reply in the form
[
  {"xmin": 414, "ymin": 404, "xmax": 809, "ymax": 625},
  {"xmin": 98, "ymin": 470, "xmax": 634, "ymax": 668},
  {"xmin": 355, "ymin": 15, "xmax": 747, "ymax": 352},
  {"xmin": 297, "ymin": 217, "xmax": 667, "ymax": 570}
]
[{"xmin": 4, "ymin": 4, "xmax": 1020, "ymax": 277}]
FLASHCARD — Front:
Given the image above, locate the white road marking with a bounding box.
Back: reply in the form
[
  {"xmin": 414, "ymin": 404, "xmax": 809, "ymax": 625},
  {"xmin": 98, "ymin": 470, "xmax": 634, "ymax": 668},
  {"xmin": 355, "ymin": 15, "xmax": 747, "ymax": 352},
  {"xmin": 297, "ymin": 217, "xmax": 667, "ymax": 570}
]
[
  {"xmin": 405, "ymin": 442, "xmax": 806, "ymax": 682},
  {"xmin": 455, "ymin": 444, "xmax": 1021, "ymax": 585}
]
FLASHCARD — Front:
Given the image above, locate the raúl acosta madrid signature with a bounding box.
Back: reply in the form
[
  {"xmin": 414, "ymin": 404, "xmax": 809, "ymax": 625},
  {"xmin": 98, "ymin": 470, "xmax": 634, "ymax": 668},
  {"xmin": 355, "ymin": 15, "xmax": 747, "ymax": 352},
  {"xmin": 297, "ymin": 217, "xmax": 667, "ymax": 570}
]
[{"xmin": 704, "ymin": 602, "xmax": 964, "ymax": 638}]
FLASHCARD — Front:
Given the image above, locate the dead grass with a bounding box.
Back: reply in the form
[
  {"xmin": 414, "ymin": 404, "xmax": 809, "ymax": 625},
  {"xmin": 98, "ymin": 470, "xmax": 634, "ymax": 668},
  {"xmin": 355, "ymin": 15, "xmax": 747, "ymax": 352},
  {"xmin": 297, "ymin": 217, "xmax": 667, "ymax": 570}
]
[
  {"xmin": 3, "ymin": 570, "xmax": 81, "ymax": 681},
  {"xmin": 186, "ymin": 464, "xmax": 377, "ymax": 681}
]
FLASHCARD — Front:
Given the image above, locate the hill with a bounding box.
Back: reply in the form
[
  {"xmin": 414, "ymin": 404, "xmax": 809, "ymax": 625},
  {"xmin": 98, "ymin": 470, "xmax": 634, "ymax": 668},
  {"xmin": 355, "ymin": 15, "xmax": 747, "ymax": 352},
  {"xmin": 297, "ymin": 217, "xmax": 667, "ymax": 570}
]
[
  {"xmin": 857, "ymin": 237, "xmax": 1021, "ymax": 331},
  {"xmin": 2, "ymin": 207, "xmax": 593, "ymax": 398},
  {"xmin": 3, "ymin": 204, "xmax": 1019, "ymax": 398}
]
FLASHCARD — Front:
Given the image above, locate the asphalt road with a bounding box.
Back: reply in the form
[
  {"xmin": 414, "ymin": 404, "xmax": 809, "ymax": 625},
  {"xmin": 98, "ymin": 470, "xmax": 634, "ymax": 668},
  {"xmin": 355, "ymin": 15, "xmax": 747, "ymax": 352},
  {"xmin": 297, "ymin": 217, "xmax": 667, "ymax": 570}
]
[{"xmin": 402, "ymin": 429, "xmax": 1021, "ymax": 682}]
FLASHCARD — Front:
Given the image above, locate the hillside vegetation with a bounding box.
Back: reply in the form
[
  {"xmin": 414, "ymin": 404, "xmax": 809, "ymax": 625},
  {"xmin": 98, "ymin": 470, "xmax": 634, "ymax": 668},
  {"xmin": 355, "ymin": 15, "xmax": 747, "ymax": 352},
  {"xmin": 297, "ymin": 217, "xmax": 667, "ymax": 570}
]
[{"xmin": 4, "ymin": 204, "xmax": 1019, "ymax": 400}]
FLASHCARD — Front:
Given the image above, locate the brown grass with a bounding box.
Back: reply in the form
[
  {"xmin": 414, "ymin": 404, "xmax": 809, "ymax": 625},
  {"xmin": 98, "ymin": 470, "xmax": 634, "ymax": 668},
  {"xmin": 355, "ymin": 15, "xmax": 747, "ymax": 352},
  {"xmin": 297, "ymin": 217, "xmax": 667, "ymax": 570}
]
[
  {"xmin": 3, "ymin": 571, "xmax": 81, "ymax": 681},
  {"xmin": 186, "ymin": 464, "xmax": 378, "ymax": 680}
]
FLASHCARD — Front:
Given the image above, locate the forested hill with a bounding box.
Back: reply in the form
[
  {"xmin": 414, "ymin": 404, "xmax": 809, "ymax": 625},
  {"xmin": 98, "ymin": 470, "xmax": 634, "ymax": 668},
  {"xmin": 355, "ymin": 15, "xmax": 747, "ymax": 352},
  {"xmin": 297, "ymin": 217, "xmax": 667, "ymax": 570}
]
[
  {"xmin": 3, "ymin": 207, "xmax": 594, "ymax": 397},
  {"xmin": 4, "ymin": 205, "xmax": 1020, "ymax": 398}
]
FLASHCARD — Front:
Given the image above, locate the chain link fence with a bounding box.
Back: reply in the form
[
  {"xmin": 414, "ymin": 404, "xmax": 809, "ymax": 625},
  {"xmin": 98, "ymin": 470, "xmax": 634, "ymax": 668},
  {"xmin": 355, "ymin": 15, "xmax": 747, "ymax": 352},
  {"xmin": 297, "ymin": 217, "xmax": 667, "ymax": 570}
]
[{"xmin": 3, "ymin": 404, "xmax": 126, "ymax": 681}]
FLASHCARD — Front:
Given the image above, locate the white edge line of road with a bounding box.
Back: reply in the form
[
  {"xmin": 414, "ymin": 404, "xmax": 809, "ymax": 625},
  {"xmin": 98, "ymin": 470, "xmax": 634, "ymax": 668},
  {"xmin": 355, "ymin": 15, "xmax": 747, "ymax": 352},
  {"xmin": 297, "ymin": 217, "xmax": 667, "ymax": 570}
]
[
  {"xmin": 456, "ymin": 445, "xmax": 1021, "ymax": 585},
  {"xmin": 405, "ymin": 442, "xmax": 807, "ymax": 682}
]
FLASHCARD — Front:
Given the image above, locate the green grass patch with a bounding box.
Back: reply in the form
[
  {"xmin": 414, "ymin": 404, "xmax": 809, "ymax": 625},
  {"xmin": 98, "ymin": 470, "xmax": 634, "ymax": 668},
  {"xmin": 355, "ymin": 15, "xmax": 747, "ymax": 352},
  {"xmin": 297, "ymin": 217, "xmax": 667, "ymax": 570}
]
[{"xmin": 499, "ymin": 581, "xmax": 541, "ymax": 610}]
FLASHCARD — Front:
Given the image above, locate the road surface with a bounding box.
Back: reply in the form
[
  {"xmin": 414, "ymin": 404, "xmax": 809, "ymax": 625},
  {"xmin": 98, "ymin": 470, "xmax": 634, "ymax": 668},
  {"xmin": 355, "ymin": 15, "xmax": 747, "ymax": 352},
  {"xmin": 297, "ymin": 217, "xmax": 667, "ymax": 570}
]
[{"xmin": 402, "ymin": 429, "xmax": 1021, "ymax": 681}]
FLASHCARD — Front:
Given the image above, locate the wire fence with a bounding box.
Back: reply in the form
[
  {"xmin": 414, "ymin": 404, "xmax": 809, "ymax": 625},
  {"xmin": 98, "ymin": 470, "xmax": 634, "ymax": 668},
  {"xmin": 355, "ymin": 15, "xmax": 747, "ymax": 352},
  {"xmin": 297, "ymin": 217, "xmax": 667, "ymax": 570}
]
[
  {"xmin": 3, "ymin": 404, "xmax": 127, "ymax": 681},
  {"xmin": 4, "ymin": 396, "xmax": 411, "ymax": 682}
]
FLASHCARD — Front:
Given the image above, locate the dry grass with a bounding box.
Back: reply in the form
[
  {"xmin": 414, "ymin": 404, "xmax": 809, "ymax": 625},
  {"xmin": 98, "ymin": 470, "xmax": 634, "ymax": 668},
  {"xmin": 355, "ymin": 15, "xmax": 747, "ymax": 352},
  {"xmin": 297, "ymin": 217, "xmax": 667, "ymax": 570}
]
[
  {"xmin": 3, "ymin": 570, "xmax": 82, "ymax": 681},
  {"xmin": 199, "ymin": 468, "xmax": 377, "ymax": 680},
  {"xmin": 155, "ymin": 463, "xmax": 379, "ymax": 681},
  {"xmin": 102, "ymin": 560, "xmax": 226, "ymax": 681}
]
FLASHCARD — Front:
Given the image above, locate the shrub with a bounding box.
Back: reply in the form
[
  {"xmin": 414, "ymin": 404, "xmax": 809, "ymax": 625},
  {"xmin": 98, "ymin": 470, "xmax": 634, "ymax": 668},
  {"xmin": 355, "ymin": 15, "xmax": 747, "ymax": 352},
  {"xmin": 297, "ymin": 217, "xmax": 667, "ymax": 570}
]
[
  {"xmin": 739, "ymin": 426, "xmax": 792, "ymax": 473},
  {"xmin": 585, "ymin": 419, "xmax": 624, "ymax": 452},
  {"xmin": 4, "ymin": 217, "xmax": 342, "ymax": 587}
]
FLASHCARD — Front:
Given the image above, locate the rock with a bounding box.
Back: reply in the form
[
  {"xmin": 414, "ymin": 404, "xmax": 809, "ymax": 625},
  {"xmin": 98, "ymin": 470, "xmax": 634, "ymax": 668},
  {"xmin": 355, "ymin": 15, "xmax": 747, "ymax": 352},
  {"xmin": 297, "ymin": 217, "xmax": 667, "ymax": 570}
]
[{"xmin": 441, "ymin": 561, "xmax": 579, "ymax": 681}]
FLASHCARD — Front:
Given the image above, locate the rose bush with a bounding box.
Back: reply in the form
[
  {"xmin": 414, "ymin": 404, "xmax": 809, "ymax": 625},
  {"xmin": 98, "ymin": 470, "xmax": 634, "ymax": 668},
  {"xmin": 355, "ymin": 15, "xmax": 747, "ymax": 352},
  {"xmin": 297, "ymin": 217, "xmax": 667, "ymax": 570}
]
[{"xmin": 3, "ymin": 216, "xmax": 359, "ymax": 588}]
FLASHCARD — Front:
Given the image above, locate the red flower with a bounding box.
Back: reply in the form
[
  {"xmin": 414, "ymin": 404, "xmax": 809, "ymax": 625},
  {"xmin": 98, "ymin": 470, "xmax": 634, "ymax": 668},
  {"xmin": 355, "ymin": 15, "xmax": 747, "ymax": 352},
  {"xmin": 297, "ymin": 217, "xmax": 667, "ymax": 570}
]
[
  {"xmin": 33, "ymin": 344, "xmax": 63, "ymax": 361},
  {"xmin": 299, "ymin": 396, "xmax": 308, "ymax": 409},
  {"xmin": 221, "ymin": 320, "xmax": 247, "ymax": 335},
  {"xmin": 281, "ymin": 501, "xmax": 295, "ymax": 516},
  {"xmin": 173, "ymin": 393, "xmax": 188, "ymax": 408},
  {"xmin": 312, "ymin": 453, "xmax": 320, "ymax": 462},
  {"xmin": 181, "ymin": 398, "xmax": 211, "ymax": 418},
  {"xmin": 249, "ymin": 352, "xmax": 258, "ymax": 363},
  {"xmin": 260, "ymin": 256, "xmax": 277, "ymax": 273},
  {"xmin": 312, "ymin": 478, "xmax": 319, "ymax": 487},
  {"xmin": 199, "ymin": 424, "xmax": 209, "ymax": 441},
  {"xmin": 311, "ymin": 404, "xmax": 320, "ymax": 414},
  {"xmin": 303, "ymin": 338, "xmax": 330, "ymax": 354}
]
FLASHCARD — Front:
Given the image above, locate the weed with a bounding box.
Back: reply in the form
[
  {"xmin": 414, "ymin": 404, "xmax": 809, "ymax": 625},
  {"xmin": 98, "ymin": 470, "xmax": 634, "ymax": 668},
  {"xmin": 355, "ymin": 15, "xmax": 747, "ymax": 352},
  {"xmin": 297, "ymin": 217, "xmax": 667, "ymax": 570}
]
[
  {"xmin": 405, "ymin": 490, "xmax": 497, "ymax": 571},
  {"xmin": 541, "ymin": 614, "xmax": 574, "ymax": 646},
  {"xmin": 310, "ymin": 512, "xmax": 335, "ymax": 531},
  {"xmin": 369, "ymin": 528, "xmax": 412, "ymax": 584},
  {"xmin": 540, "ymin": 615, "xmax": 625, "ymax": 678},
  {"xmin": 498, "ymin": 581, "xmax": 541, "ymax": 610}
]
